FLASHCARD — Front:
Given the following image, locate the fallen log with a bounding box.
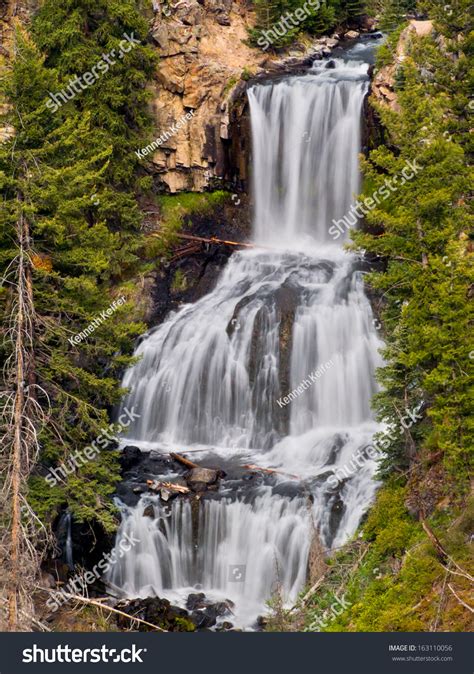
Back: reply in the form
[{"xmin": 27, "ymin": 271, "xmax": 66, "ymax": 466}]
[
  {"xmin": 146, "ymin": 479, "xmax": 190, "ymax": 494},
  {"xmin": 151, "ymin": 232, "xmax": 256, "ymax": 249},
  {"xmin": 170, "ymin": 452, "xmax": 198, "ymax": 469},
  {"xmin": 243, "ymin": 464, "xmax": 300, "ymax": 480}
]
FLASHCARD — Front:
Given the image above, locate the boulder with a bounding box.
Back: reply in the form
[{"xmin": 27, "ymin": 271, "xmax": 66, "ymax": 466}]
[
  {"xmin": 186, "ymin": 592, "xmax": 207, "ymax": 610},
  {"xmin": 344, "ymin": 30, "xmax": 360, "ymax": 40},
  {"xmin": 186, "ymin": 467, "xmax": 219, "ymax": 486},
  {"xmin": 120, "ymin": 446, "xmax": 142, "ymax": 471}
]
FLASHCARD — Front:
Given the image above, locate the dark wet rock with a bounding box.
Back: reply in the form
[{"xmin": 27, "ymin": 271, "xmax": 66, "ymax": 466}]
[
  {"xmin": 217, "ymin": 621, "xmax": 234, "ymax": 631},
  {"xmin": 272, "ymin": 481, "xmax": 307, "ymax": 499},
  {"xmin": 325, "ymin": 434, "xmax": 346, "ymax": 465},
  {"xmin": 186, "ymin": 592, "xmax": 207, "ymax": 611},
  {"xmin": 256, "ymin": 615, "xmax": 268, "ymax": 629},
  {"xmin": 191, "ymin": 482, "xmax": 208, "ymax": 493},
  {"xmin": 365, "ymin": 31, "xmax": 383, "ymax": 40},
  {"xmin": 143, "ymin": 504, "xmax": 155, "ymax": 519},
  {"xmin": 120, "ymin": 446, "xmax": 142, "ymax": 471},
  {"xmin": 186, "ymin": 593, "xmax": 234, "ymax": 619},
  {"xmin": 211, "ymin": 600, "xmax": 234, "ymax": 617},
  {"xmin": 190, "ymin": 599, "xmax": 234, "ymax": 628},
  {"xmin": 52, "ymin": 510, "xmax": 114, "ymax": 572},
  {"xmin": 190, "ymin": 610, "xmax": 217, "ymax": 629},
  {"xmin": 326, "ymin": 489, "xmax": 346, "ymax": 546},
  {"xmin": 326, "ymin": 60, "xmax": 336, "ymax": 69}
]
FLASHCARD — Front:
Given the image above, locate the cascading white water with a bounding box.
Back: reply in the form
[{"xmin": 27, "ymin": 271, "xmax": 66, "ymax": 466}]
[
  {"xmin": 107, "ymin": 52, "xmax": 384, "ymax": 627},
  {"xmin": 249, "ymin": 59, "xmax": 369, "ymax": 244}
]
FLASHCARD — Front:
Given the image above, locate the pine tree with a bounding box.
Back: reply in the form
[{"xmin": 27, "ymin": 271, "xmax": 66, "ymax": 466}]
[
  {"xmin": 31, "ymin": 0, "xmax": 157, "ymax": 237},
  {"xmin": 305, "ymin": 0, "xmax": 337, "ymax": 35},
  {"xmin": 352, "ymin": 41, "xmax": 473, "ymax": 485},
  {"xmin": 378, "ymin": 0, "xmax": 407, "ymax": 32},
  {"xmin": 0, "ymin": 3, "xmax": 157, "ymax": 629},
  {"xmin": 344, "ymin": 0, "xmax": 365, "ymax": 20}
]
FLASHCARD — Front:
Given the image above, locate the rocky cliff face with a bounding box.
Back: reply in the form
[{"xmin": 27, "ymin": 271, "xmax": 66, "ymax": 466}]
[{"xmin": 148, "ymin": 0, "xmax": 260, "ymax": 193}]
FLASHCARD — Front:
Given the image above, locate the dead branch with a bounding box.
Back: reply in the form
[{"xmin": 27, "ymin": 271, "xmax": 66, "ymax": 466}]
[
  {"xmin": 147, "ymin": 479, "xmax": 190, "ymax": 494},
  {"xmin": 422, "ymin": 521, "xmax": 473, "ymax": 582},
  {"xmin": 43, "ymin": 591, "xmax": 168, "ymax": 632},
  {"xmin": 151, "ymin": 232, "xmax": 256, "ymax": 249},
  {"xmin": 169, "ymin": 452, "xmax": 198, "ymax": 469},
  {"xmin": 243, "ymin": 464, "xmax": 300, "ymax": 480},
  {"xmin": 447, "ymin": 584, "xmax": 474, "ymax": 614}
]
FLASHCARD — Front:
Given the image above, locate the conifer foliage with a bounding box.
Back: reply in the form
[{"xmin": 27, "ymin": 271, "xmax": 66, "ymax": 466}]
[
  {"xmin": 0, "ymin": 2, "xmax": 156, "ymax": 629},
  {"xmin": 352, "ymin": 14, "xmax": 473, "ymax": 486}
]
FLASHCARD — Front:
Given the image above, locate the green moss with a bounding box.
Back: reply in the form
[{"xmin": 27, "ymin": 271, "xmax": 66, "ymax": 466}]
[
  {"xmin": 223, "ymin": 76, "xmax": 239, "ymax": 96},
  {"xmin": 171, "ymin": 269, "xmax": 187, "ymax": 293},
  {"xmin": 294, "ymin": 485, "xmax": 473, "ymax": 634},
  {"xmin": 241, "ymin": 66, "xmax": 258, "ymax": 81},
  {"xmin": 152, "ymin": 191, "xmax": 229, "ymax": 258},
  {"xmin": 363, "ymin": 484, "xmax": 420, "ymax": 556},
  {"xmin": 174, "ymin": 616, "xmax": 196, "ymax": 632}
]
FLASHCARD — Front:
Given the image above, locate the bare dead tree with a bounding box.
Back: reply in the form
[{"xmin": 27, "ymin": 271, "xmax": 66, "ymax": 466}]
[{"xmin": 0, "ymin": 203, "xmax": 49, "ymax": 631}]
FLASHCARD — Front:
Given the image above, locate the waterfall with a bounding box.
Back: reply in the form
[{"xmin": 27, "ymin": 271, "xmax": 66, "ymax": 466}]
[
  {"xmin": 249, "ymin": 59, "xmax": 369, "ymax": 244},
  {"xmin": 107, "ymin": 52, "xmax": 383, "ymax": 627}
]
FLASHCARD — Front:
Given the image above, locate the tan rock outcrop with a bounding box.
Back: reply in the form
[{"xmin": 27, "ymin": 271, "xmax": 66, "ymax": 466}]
[
  {"xmin": 371, "ymin": 20, "xmax": 434, "ymax": 112},
  {"xmin": 148, "ymin": 0, "xmax": 261, "ymax": 192}
]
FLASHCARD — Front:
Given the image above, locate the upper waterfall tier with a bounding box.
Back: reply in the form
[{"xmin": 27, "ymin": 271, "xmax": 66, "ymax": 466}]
[{"xmin": 248, "ymin": 58, "xmax": 370, "ymax": 245}]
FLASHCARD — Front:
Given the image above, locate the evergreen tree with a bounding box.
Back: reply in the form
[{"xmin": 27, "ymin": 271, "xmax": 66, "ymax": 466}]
[
  {"xmin": 378, "ymin": 0, "xmax": 407, "ymax": 31},
  {"xmin": 344, "ymin": 0, "xmax": 365, "ymax": 19},
  {"xmin": 0, "ymin": 21, "xmax": 151, "ymax": 542},
  {"xmin": 304, "ymin": 0, "xmax": 337, "ymax": 36},
  {"xmin": 352, "ymin": 37, "xmax": 473, "ymax": 485},
  {"xmin": 31, "ymin": 0, "xmax": 157, "ymax": 237}
]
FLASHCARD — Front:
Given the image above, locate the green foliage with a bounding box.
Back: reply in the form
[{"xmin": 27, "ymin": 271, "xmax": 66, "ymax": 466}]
[
  {"xmin": 171, "ymin": 269, "xmax": 188, "ymax": 293},
  {"xmin": 0, "ymin": 7, "xmax": 155, "ymax": 532},
  {"xmin": 375, "ymin": 25, "xmax": 406, "ymax": 68},
  {"xmin": 297, "ymin": 487, "xmax": 473, "ymax": 632},
  {"xmin": 31, "ymin": 0, "xmax": 157, "ymax": 190},
  {"xmin": 363, "ymin": 485, "xmax": 419, "ymax": 555},
  {"xmin": 378, "ymin": 0, "xmax": 408, "ymax": 32},
  {"xmin": 248, "ymin": 0, "xmax": 370, "ymax": 50},
  {"xmin": 351, "ymin": 29, "xmax": 473, "ymax": 484}
]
